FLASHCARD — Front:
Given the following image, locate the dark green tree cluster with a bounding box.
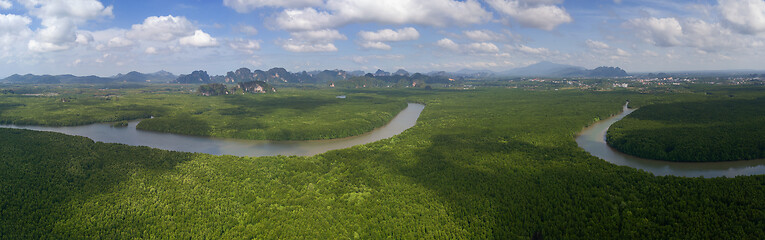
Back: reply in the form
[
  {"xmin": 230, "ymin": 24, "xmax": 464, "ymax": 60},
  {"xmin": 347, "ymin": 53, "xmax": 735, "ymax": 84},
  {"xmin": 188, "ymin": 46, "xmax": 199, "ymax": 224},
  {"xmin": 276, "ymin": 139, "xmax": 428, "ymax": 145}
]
[
  {"xmin": 608, "ymin": 97, "xmax": 765, "ymax": 162},
  {"xmin": 198, "ymin": 83, "xmax": 229, "ymax": 96}
]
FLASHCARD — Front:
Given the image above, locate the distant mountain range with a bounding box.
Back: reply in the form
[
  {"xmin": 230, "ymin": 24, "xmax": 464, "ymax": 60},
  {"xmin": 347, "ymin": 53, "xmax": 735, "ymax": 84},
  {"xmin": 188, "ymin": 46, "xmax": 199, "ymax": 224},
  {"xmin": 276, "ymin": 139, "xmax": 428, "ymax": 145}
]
[
  {"xmin": 2, "ymin": 71, "xmax": 177, "ymax": 84},
  {"xmin": 1, "ymin": 61, "xmax": 631, "ymax": 84},
  {"xmin": 449, "ymin": 61, "xmax": 628, "ymax": 78}
]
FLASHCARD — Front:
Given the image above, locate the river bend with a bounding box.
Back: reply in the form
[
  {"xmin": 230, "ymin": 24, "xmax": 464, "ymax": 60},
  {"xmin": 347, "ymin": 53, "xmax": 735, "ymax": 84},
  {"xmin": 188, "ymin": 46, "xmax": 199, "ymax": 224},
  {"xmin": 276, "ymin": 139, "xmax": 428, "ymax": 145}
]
[
  {"xmin": 1, "ymin": 103, "xmax": 425, "ymax": 157},
  {"xmin": 576, "ymin": 103, "xmax": 765, "ymax": 178}
]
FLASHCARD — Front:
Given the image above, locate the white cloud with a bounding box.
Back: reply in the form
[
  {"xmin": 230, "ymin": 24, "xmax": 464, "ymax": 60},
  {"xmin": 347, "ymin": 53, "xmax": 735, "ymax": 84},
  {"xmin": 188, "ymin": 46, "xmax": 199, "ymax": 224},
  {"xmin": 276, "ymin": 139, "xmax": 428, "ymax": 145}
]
[
  {"xmin": 239, "ymin": 25, "xmax": 259, "ymax": 35},
  {"xmin": 229, "ymin": 39, "xmax": 261, "ymax": 53},
  {"xmin": 179, "ymin": 30, "xmax": 219, "ymax": 47},
  {"xmin": 28, "ymin": 40, "xmax": 70, "ymax": 52},
  {"xmin": 626, "ymin": 16, "xmax": 760, "ymax": 52},
  {"xmin": 290, "ymin": 29, "xmax": 347, "ymax": 41},
  {"xmin": 359, "ymin": 27, "xmax": 420, "ymax": 42},
  {"xmin": 358, "ymin": 27, "xmax": 419, "ymax": 50},
  {"xmin": 585, "ymin": 39, "xmax": 610, "ymax": 49},
  {"xmin": 627, "ymin": 17, "xmax": 683, "ymax": 47},
  {"xmin": 359, "ymin": 41, "xmax": 392, "ymax": 50},
  {"xmin": 466, "ymin": 42, "xmax": 500, "ymax": 53},
  {"xmin": 126, "ymin": 15, "xmax": 195, "ymax": 41},
  {"xmin": 514, "ymin": 44, "xmax": 552, "ymax": 55},
  {"xmin": 279, "ymin": 29, "xmax": 345, "ymax": 52},
  {"xmin": 19, "ymin": 0, "xmax": 113, "ymax": 52},
  {"xmin": 223, "ymin": 0, "xmax": 323, "ymax": 13},
  {"xmin": 107, "ymin": 37, "xmax": 134, "ymax": 48},
  {"xmin": 281, "ymin": 42, "xmax": 338, "ymax": 52},
  {"xmin": 145, "ymin": 47, "xmax": 158, "ymax": 54},
  {"xmin": 437, "ymin": 38, "xmax": 500, "ymax": 54},
  {"xmin": 616, "ymin": 48, "xmax": 631, "ymax": 57},
  {"xmin": 681, "ymin": 18, "xmax": 753, "ymax": 51},
  {"xmin": 0, "ymin": 0, "xmax": 11, "ymax": 9},
  {"xmin": 719, "ymin": 0, "xmax": 765, "ymax": 34},
  {"xmin": 464, "ymin": 29, "xmax": 506, "ymax": 42},
  {"xmin": 75, "ymin": 32, "xmax": 93, "ymax": 45},
  {"xmin": 487, "ymin": 0, "xmax": 572, "ymax": 31},
  {"xmin": 274, "ymin": 0, "xmax": 490, "ymax": 31},
  {"xmin": 274, "ymin": 8, "xmax": 336, "ymax": 31},
  {"xmin": 0, "ymin": 14, "xmax": 32, "ymax": 34},
  {"xmin": 436, "ymin": 38, "xmax": 460, "ymax": 51}
]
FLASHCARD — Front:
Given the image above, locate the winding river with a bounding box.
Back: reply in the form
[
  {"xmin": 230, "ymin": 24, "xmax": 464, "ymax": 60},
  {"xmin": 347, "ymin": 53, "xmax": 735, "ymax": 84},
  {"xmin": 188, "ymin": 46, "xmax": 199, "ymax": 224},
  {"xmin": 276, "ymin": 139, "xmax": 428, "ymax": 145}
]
[
  {"xmin": 0, "ymin": 103, "xmax": 425, "ymax": 157},
  {"xmin": 576, "ymin": 103, "xmax": 765, "ymax": 178}
]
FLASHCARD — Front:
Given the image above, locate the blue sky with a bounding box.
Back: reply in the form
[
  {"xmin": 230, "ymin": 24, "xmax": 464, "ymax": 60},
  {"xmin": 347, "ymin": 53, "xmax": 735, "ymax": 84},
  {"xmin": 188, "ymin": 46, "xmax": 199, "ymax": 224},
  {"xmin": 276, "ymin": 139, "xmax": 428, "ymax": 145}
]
[{"xmin": 1, "ymin": 0, "xmax": 764, "ymax": 77}]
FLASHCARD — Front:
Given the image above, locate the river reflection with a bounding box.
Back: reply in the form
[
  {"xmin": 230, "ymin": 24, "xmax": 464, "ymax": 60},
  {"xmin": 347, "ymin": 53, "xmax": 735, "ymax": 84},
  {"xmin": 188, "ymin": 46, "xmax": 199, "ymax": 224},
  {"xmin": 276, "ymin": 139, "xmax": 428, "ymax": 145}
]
[
  {"xmin": 1, "ymin": 103, "xmax": 425, "ymax": 157},
  {"xmin": 576, "ymin": 103, "xmax": 765, "ymax": 178}
]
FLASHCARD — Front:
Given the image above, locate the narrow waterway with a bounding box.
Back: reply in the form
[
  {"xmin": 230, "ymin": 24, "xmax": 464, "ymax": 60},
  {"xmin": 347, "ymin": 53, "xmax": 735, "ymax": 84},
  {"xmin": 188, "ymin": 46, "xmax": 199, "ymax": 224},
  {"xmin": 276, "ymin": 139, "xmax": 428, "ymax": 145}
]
[
  {"xmin": 576, "ymin": 103, "xmax": 765, "ymax": 178},
  {"xmin": 1, "ymin": 103, "xmax": 425, "ymax": 157}
]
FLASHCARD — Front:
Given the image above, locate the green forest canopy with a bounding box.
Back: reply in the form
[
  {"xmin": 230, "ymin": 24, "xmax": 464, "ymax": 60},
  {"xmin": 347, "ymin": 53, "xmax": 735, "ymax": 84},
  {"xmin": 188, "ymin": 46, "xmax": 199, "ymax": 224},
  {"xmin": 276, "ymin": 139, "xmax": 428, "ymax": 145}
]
[
  {"xmin": 608, "ymin": 97, "xmax": 765, "ymax": 162},
  {"xmin": 1, "ymin": 87, "xmax": 765, "ymax": 239}
]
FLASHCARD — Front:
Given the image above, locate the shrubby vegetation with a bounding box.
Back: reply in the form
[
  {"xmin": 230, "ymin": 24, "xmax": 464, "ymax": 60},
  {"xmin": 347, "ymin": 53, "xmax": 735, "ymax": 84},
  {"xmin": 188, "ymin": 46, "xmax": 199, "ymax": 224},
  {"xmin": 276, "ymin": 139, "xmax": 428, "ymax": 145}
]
[
  {"xmin": 608, "ymin": 97, "xmax": 765, "ymax": 162},
  {"xmin": 1, "ymin": 88, "xmax": 765, "ymax": 239}
]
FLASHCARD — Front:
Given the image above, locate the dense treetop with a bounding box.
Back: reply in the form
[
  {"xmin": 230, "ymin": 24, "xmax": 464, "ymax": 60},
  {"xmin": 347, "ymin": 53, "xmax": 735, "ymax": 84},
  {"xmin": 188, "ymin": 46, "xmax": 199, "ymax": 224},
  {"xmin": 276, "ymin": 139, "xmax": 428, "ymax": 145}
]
[{"xmin": 608, "ymin": 97, "xmax": 765, "ymax": 162}]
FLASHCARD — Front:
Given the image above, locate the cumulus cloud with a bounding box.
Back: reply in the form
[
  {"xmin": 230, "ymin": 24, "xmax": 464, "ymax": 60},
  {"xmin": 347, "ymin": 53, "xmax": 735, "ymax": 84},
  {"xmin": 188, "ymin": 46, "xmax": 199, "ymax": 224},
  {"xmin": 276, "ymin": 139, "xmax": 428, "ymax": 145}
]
[
  {"xmin": 224, "ymin": 0, "xmax": 323, "ymax": 13},
  {"xmin": 126, "ymin": 15, "xmax": 196, "ymax": 41},
  {"xmin": 358, "ymin": 27, "xmax": 419, "ymax": 50},
  {"xmin": 75, "ymin": 32, "xmax": 94, "ymax": 45},
  {"xmin": 585, "ymin": 39, "xmax": 610, "ymax": 49},
  {"xmin": 466, "ymin": 42, "xmax": 500, "ymax": 53},
  {"xmin": 627, "ymin": 17, "xmax": 683, "ymax": 47},
  {"xmin": 359, "ymin": 27, "xmax": 420, "ymax": 42},
  {"xmin": 278, "ymin": 29, "xmax": 346, "ymax": 52},
  {"xmin": 0, "ymin": 14, "xmax": 32, "ymax": 34},
  {"xmin": 290, "ymin": 29, "xmax": 347, "ymax": 41},
  {"xmin": 626, "ymin": 16, "xmax": 757, "ymax": 52},
  {"xmin": 582, "ymin": 39, "xmax": 632, "ymax": 58},
  {"xmin": 487, "ymin": 0, "xmax": 572, "ymax": 31},
  {"xmin": 719, "ymin": 0, "xmax": 765, "ymax": 34},
  {"xmin": 359, "ymin": 41, "xmax": 392, "ymax": 50},
  {"xmin": 436, "ymin": 38, "xmax": 460, "ymax": 51},
  {"xmin": 281, "ymin": 42, "xmax": 338, "ymax": 52},
  {"xmin": 464, "ymin": 29, "xmax": 506, "ymax": 42},
  {"xmin": 0, "ymin": 0, "xmax": 11, "ymax": 9},
  {"xmin": 513, "ymin": 44, "xmax": 553, "ymax": 55},
  {"xmin": 273, "ymin": 0, "xmax": 490, "ymax": 31},
  {"xmin": 107, "ymin": 37, "xmax": 134, "ymax": 48},
  {"xmin": 179, "ymin": 30, "xmax": 219, "ymax": 47},
  {"xmin": 437, "ymin": 38, "xmax": 500, "ymax": 54},
  {"xmin": 229, "ymin": 39, "xmax": 261, "ymax": 53},
  {"xmin": 19, "ymin": 0, "xmax": 113, "ymax": 52}
]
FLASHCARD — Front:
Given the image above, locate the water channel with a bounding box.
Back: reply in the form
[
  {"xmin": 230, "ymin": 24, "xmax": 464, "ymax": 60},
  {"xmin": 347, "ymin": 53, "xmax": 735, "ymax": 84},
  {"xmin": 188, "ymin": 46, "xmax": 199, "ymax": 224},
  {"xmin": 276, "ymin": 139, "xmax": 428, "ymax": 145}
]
[
  {"xmin": 576, "ymin": 103, "xmax": 765, "ymax": 178},
  {"xmin": 1, "ymin": 103, "xmax": 425, "ymax": 157}
]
